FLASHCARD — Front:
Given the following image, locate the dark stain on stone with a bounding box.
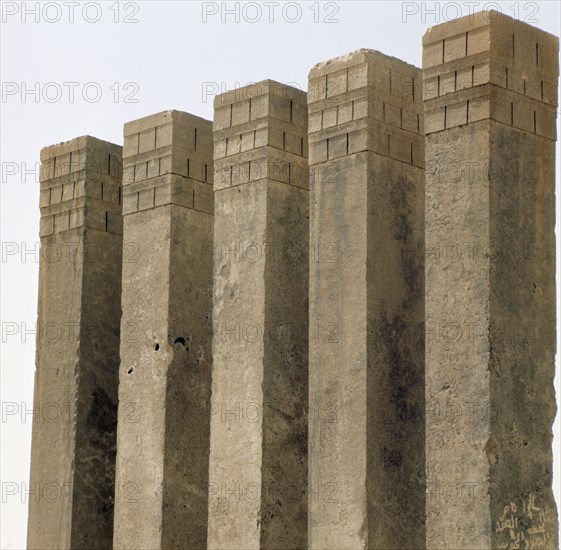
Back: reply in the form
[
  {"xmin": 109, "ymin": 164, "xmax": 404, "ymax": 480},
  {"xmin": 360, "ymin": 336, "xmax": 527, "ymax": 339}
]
[
  {"xmin": 86, "ymin": 386, "xmax": 118, "ymax": 436},
  {"xmin": 382, "ymin": 447, "xmax": 403, "ymax": 469}
]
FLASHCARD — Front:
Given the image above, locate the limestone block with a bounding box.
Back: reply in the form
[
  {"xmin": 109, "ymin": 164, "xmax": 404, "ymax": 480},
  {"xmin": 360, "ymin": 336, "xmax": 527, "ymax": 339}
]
[
  {"xmin": 28, "ymin": 136, "xmax": 123, "ymax": 549},
  {"xmin": 208, "ymin": 80, "xmax": 309, "ymax": 550},
  {"xmin": 308, "ymin": 49, "xmax": 425, "ymax": 550},
  {"xmin": 424, "ymin": 11, "xmax": 559, "ymax": 550}
]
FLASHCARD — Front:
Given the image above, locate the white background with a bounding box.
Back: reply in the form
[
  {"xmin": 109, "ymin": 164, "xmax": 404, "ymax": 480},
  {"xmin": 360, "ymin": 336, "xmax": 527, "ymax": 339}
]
[{"xmin": 1, "ymin": 1, "xmax": 560, "ymax": 548}]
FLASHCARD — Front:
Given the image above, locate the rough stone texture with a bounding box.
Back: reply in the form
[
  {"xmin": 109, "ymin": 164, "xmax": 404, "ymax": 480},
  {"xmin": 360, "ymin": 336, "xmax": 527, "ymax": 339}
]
[
  {"xmin": 27, "ymin": 14, "xmax": 560, "ymax": 550},
  {"xmin": 207, "ymin": 80, "xmax": 309, "ymax": 550},
  {"xmin": 424, "ymin": 11, "xmax": 559, "ymax": 550},
  {"xmin": 113, "ymin": 111, "xmax": 213, "ymax": 549},
  {"xmin": 307, "ymin": 50, "xmax": 425, "ymax": 550},
  {"xmin": 28, "ymin": 136, "xmax": 123, "ymax": 549}
]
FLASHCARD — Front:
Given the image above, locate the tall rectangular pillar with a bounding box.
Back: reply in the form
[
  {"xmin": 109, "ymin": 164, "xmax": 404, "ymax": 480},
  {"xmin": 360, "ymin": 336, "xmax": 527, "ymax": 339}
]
[
  {"xmin": 307, "ymin": 50, "xmax": 425, "ymax": 549},
  {"xmin": 113, "ymin": 111, "xmax": 214, "ymax": 549},
  {"xmin": 28, "ymin": 136, "xmax": 123, "ymax": 549},
  {"xmin": 207, "ymin": 80, "xmax": 309, "ymax": 549},
  {"xmin": 423, "ymin": 11, "xmax": 559, "ymax": 549}
]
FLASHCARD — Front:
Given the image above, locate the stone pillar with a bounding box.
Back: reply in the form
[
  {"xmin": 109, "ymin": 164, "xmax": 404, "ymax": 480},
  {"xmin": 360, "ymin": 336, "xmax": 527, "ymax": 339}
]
[
  {"xmin": 27, "ymin": 136, "xmax": 123, "ymax": 549},
  {"xmin": 423, "ymin": 11, "xmax": 559, "ymax": 550},
  {"xmin": 307, "ymin": 50, "xmax": 425, "ymax": 550},
  {"xmin": 113, "ymin": 111, "xmax": 214, "ymax": 549},
  {"xmin": 207, "ymin": 80, "xmax": 309, "ymax": 549}
]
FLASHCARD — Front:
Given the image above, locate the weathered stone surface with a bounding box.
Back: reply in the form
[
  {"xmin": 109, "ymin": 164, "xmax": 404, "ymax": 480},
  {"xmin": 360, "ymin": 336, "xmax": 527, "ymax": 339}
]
[
  {"xmin": 207, "ymin": 80, "xmax": 309, "ymax": 550},
  {"xmin": 27, "ymin": 14, "xmax": 559, "ymax": 550},
  {"xmin": 113, "ymin": 110, "xmax": 213, "ymax": 549},
  {"xmin": 424, "ymin": 11, "xmax": 559, "ymax": 550},
  {"xmin": 308, "ymin": 49, "xmax": 425, "ymax": 550},
  {"xmin": 28, "ymin": 136, "xmax": 123, "ymax": 549}
]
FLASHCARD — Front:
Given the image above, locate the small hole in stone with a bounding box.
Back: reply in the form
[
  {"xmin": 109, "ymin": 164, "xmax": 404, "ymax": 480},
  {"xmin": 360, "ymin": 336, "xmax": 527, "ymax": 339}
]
[
  {"xmin": 127, "ymin": 368, "xmax": 133, "ymax": 374},
  {"xmin": 155, "ymin": 343, "xmax": 160, "ymax": 351},
  {"xmin": 174, "ymin": 337, "xmax": 186, "ymax": 346}
]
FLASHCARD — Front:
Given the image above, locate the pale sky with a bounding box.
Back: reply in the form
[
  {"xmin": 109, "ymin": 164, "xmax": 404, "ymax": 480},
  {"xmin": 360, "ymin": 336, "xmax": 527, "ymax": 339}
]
[{"xmin": 1, "ymin": 1, "xmax": 560, "ymax": 548}]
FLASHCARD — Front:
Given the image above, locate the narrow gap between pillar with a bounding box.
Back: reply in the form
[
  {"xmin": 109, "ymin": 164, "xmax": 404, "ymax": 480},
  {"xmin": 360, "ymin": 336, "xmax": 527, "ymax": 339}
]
[{"xmin": 536, "ymin": 43, "xmax": 539, "ymax": 66}]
